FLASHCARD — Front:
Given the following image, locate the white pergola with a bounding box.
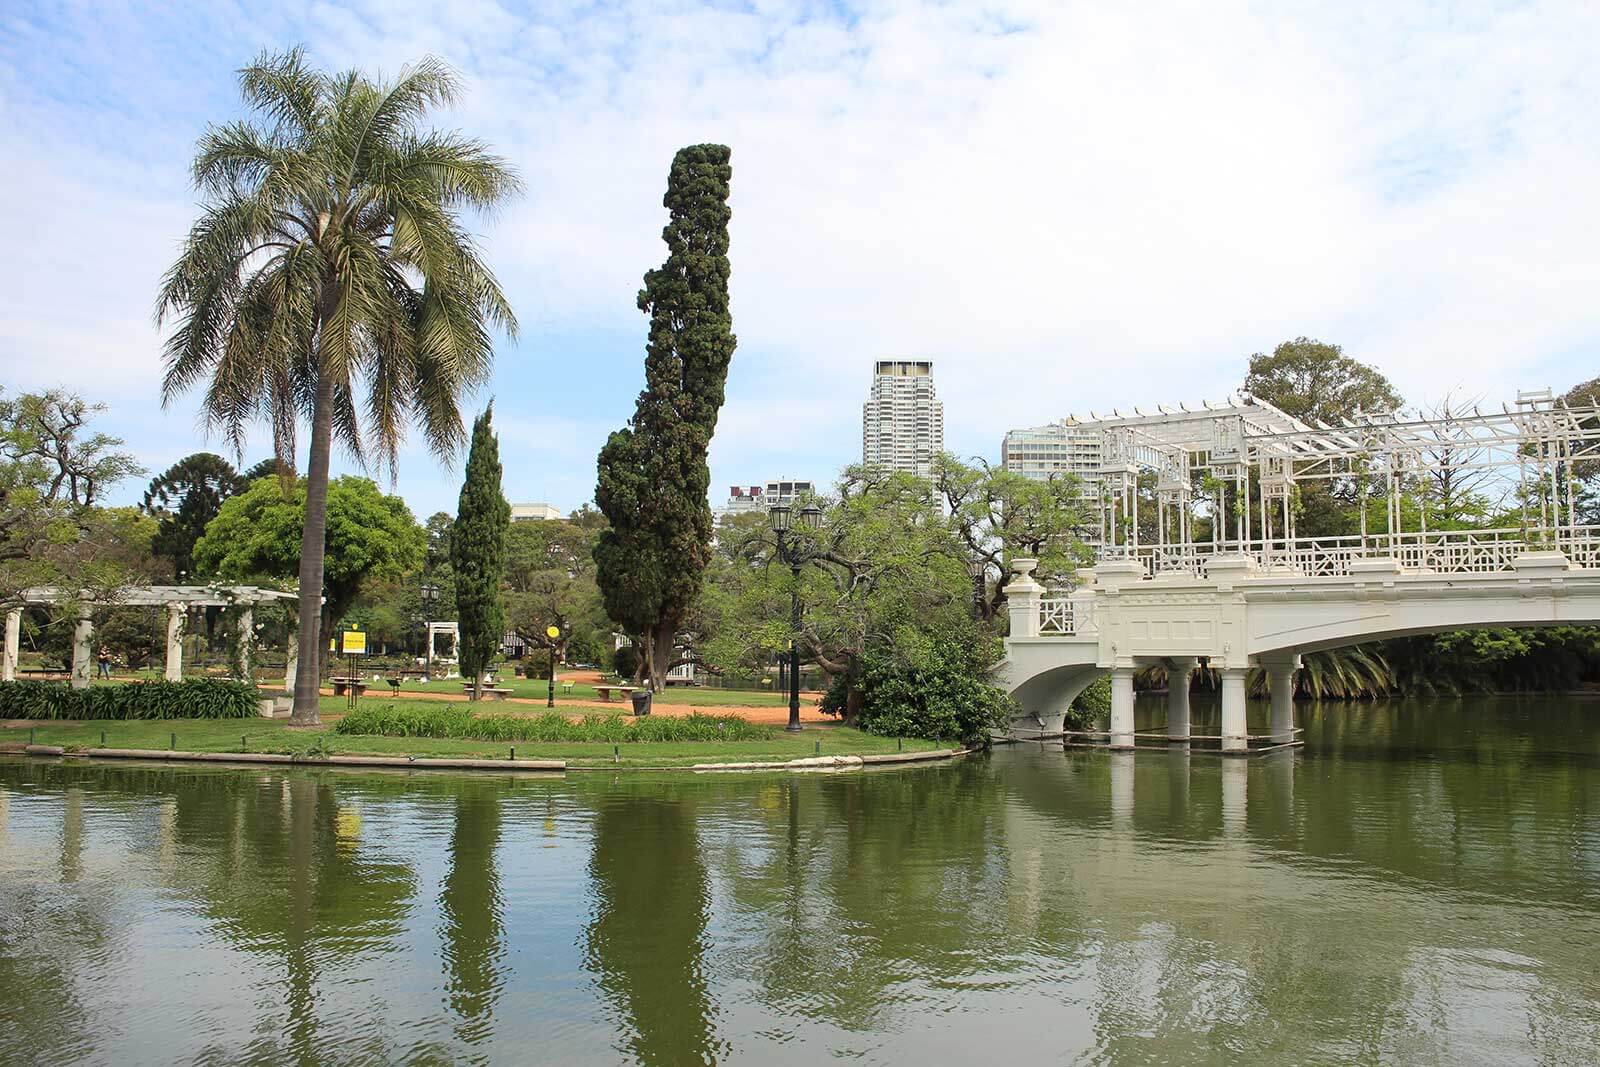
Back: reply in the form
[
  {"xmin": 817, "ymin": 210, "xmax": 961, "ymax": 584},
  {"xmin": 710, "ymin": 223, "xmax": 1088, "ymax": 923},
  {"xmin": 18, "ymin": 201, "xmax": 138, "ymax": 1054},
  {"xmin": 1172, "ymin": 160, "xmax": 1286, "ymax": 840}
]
[
  {"xmin": 4, "ymin": 585, "xmax": 298, "ymax": 689},
  {"xmin": 1073, "ymin": 388, "xmax": 1600, "ymax": 578}
]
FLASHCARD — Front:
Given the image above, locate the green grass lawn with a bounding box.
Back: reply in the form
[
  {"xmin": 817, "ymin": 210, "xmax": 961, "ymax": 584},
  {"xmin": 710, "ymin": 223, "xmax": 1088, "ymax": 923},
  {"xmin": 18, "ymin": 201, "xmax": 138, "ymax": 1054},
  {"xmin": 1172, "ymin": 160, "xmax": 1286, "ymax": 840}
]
[{"xmin": 4, "ymin": 705, "xmax": 943, "ymax": 768}]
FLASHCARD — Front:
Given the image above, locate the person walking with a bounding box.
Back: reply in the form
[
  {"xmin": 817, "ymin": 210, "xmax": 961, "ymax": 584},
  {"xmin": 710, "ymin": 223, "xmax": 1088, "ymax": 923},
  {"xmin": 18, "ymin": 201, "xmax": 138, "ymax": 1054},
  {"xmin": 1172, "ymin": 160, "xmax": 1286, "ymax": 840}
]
[{"xmin": 96, "ymin": 646, "xmax": 113, "ymax": 680}]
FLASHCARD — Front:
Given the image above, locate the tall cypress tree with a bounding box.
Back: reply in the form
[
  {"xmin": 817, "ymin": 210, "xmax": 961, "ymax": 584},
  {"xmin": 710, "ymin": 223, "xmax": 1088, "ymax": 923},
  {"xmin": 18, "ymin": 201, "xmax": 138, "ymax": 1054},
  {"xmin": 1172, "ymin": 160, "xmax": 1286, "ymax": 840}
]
[
  {"xmin": 595, "ymin": 144, "xmax": 736, "ymax": 691},
  {"xmin": 453, "ymin": 405, "xmax": 510, "ymax": 700}
]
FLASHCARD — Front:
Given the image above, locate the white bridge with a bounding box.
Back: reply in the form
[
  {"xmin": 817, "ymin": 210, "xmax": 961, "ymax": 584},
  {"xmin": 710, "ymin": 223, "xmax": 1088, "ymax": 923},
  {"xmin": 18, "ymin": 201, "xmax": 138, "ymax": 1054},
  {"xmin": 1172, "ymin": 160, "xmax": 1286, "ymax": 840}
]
[{"xmin": 998, "ymin": 388, "xmax": 1600, "ymax": 752}]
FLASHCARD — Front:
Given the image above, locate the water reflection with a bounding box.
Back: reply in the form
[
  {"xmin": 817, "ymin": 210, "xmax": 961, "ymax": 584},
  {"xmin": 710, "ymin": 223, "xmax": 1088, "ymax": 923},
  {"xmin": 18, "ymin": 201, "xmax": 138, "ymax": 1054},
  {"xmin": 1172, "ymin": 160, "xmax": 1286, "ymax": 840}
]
[
  {"xmin": 584, "ymin": 785, "xmax": 721, "ymax": 1065},
  {"xmin": 0, "ymin": 695, "xmax": 1596, "ymax": 1064},
  {"xmin": 440, "ymin": 783, "xmax": 505, "ymax": 1043}
]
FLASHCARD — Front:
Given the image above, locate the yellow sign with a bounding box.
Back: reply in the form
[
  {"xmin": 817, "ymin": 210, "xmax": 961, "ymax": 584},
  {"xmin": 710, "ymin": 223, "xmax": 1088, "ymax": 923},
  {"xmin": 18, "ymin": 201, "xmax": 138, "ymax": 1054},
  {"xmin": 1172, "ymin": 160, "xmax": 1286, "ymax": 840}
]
[
  {"xmin": 546, "ymin": 625, "xmax": 561, "ymax": 639},
  {"xmin": 341, "ymin": 630, "xmax": 367, "ymax": 655}
]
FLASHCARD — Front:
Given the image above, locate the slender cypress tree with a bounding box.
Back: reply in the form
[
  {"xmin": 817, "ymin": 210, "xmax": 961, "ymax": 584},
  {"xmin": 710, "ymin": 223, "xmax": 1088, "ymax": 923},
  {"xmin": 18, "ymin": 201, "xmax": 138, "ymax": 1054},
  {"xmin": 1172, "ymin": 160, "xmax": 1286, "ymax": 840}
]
[
  {"xmin": 453, "ymin": 405, "xmax": 510, "ymax": 700},
  {"xmin": 595, "ymin": 144, "xmax": 736, "ymax": 691}
]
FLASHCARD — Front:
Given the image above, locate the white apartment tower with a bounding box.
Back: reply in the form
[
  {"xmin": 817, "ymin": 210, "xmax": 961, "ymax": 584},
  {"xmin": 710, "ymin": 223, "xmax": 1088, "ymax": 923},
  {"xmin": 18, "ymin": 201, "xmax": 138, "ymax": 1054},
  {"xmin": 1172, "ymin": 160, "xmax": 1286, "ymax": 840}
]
[{"xmin": 862, "ymin": 360, "xmax": 944, "ymax": 476}]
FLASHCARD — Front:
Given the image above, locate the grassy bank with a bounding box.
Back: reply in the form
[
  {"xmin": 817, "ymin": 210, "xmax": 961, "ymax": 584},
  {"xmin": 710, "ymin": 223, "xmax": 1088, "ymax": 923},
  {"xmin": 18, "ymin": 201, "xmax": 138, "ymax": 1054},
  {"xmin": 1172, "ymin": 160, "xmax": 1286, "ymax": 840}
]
[{"xmin": 3, "ymin": 707, "xmax": 943, "ymax": 768}]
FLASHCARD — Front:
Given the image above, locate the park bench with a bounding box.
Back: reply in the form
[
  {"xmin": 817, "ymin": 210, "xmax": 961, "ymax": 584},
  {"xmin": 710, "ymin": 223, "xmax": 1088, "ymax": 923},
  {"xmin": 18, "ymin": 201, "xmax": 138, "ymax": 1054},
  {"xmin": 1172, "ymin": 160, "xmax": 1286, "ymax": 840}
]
[
  {"xmin": 16, "ymin": 668, "xmax": 70, "ymax": 680},
  {"xmin": 330, "ymin": 677, "xmax": 368, "ymax": 697},
  {"xmin": 461, "ymin": 684, "xmax": 513, "ymax": 701},
  {"xmin": 594, "ymin": 684, "xmax": 635, "ymax": 702}
]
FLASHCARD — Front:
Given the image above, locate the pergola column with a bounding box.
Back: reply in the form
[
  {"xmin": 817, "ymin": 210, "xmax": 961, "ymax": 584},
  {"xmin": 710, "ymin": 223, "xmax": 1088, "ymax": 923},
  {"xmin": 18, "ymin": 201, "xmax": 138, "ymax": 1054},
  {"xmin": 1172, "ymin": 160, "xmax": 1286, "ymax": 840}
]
[
  {"xmin": 1166, "ymin": 657, "xmax": 1198, "ymax": 741},
  {"xmin": 1264, "ymin": 657, "xmax": 1300, "ymax": 743},
  {"xmin": 3, "ymin": 607, "xmax": 20, "ymax": 682},
  {"xmin": 165, "ymin": 603, "xmax": 185, "ymax": 682},
  {"xmin": 1108, "ymin": 666, "xmax": 1136, "ymax": 750},
  {"xmin": 235, "ymin": 607, "xmax": 254, "ymax": 681},
  {"xmin": 1220, "ymin": 666, "xmax": 1249, "ymax": 754},
  {"xmin": 71, "ymin": 610, "xmax": 93, "ymax": 690},
  {"xmin": 284, "ymin": 624, "xmax": 298, "ymax": 695}
]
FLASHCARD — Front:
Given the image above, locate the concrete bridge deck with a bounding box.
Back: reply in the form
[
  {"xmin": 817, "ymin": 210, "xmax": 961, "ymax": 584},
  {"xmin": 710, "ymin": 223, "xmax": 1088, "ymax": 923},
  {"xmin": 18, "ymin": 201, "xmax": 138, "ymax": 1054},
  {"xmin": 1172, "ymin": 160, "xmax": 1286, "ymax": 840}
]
[{"xmin": 999, "ymin": 547, "xmax": 1600, "ymax": 754}]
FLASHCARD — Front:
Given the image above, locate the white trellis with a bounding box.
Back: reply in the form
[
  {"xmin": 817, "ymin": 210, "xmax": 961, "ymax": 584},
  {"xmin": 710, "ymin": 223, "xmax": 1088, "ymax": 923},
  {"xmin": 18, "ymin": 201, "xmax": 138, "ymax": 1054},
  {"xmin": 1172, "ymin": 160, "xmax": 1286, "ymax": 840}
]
[
  {"xmin": 1058, "ymin": 388, "xmax": 1600, "ymax": 581},
  {"xmin": 5, "ymin": 585, "xmax": 297, "ymax": 689}
]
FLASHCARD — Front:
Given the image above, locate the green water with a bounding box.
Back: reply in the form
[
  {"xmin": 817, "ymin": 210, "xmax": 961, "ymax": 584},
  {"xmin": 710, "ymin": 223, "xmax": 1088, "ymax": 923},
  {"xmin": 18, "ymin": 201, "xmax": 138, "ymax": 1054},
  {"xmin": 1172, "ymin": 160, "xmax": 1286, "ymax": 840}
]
[{"xmin": 1, "ymin": 696, "xmax": 1597, "ymax": 1065}]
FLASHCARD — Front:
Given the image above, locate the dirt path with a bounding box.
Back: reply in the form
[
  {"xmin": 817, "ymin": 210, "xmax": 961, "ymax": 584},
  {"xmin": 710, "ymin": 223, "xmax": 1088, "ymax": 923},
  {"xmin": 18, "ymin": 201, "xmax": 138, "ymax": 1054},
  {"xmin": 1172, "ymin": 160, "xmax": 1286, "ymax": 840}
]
[{"xmin": 323, "ymin": 686, "xmax": 838, "ymax": 725}]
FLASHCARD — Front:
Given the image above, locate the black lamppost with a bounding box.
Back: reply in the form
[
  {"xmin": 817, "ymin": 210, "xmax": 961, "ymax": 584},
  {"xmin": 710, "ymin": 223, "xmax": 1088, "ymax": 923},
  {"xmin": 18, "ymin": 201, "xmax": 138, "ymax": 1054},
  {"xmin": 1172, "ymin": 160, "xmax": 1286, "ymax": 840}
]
[
  {"xmin": 546, "ymin": 625, "xmax": 560, "ymax": 707},
  {"xmin": 420, "ymin": 583, "xmax": 440, "ymax": 678},
  {"xmin": 770, "ymin": 502, "xmax": 824, "ymax": 732},
  {"xmin": 968, "ymin": 559, "xmax": 987, "ymax": 619}
]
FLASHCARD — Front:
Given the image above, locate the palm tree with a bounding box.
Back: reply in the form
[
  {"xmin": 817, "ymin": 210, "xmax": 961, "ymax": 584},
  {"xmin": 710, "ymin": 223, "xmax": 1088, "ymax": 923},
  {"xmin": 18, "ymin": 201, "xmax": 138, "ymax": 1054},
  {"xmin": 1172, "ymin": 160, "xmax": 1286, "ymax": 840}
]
[{"xmin": 158, "ymin": 48, "xmax": 518, "ymax": 725}]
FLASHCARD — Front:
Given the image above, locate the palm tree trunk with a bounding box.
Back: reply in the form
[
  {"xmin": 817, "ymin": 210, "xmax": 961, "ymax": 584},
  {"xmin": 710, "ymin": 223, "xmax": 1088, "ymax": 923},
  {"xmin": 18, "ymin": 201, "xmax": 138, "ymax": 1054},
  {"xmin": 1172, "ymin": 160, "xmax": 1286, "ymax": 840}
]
[{"xmin": 290, "ymin": 375, "xmax": 335, "ymax": 726}]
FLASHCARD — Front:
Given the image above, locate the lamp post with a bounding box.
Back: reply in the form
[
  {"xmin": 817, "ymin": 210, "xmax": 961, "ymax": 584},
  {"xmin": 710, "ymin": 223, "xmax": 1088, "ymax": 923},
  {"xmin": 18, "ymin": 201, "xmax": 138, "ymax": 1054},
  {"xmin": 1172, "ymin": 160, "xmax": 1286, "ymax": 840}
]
[
  {"xmin": 546, "ymin": 625, "xmax": 560, "ymax": 707},
  {"xmin": 420, "ymin": 583, "xmax": 440, "ymax": 679},
  {"xmin": 968, "ymin": 558, "xmax": 987, "ymax": 620},
  {"xmin": 770, "ymin": 502, "xmax": 824, "ymax": 733}
]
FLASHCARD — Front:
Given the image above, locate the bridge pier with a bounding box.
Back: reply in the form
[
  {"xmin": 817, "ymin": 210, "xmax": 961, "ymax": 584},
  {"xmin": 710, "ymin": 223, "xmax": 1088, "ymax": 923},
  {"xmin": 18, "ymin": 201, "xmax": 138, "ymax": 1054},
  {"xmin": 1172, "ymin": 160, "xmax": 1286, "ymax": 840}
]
[
  {"xmin": 1108, "ymin": 667, "xmax": 1136, "ymax": 749},
  {"xmin": 1264, "ymin": 657, "xmax": 1299, "ymax": 743},
  {"xmin": 1166, "ymin": 657, "xmax": 1197, "ymax": 741},
  {"xmin": 1220, "ymin": 667, "xmax": 1248, "ymax": 753}
]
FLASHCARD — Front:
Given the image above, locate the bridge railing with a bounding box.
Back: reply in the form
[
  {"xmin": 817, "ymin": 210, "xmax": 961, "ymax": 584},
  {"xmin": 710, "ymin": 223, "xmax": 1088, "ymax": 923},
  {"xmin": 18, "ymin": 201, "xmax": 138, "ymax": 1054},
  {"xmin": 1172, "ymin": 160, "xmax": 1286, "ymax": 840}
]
[
  {"xmin": 1102, "ymin": 524, "xmax": 1600, "ymax": 579},
  {"xmin": 1039, "ymin": 597, "xmax": 1092, "ymax": 635}
]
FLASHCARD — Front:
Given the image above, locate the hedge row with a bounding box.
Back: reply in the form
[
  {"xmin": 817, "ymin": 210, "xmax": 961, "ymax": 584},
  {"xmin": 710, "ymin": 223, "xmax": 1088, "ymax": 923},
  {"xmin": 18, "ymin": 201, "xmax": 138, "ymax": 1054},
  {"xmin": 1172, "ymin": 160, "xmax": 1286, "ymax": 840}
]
[
  {"xmin": 0, "ymin": 680, "xmax": 260, "ymax": 720},
  {"xmin": 334, "ymin": 704, "xmax": 774, "ymax": 743}
]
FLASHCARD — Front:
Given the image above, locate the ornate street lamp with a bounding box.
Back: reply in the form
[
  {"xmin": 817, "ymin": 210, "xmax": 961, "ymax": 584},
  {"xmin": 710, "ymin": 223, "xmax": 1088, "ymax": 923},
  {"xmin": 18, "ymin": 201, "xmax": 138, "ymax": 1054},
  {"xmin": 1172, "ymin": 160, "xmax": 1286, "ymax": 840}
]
[
  {"xmin": 968, "ymin": 558, "xmax": 987, "ymax": 619},
  {"xmin": 420, "ymin": 582, "xmax": 440, "ymax": 679},
  {"xmin": 770, "ymin": 502, "xmax": 824, "ymax": 732},
  {"xmin": 546, "ymin": 624, "xmax": 560, "ymax": 707}
]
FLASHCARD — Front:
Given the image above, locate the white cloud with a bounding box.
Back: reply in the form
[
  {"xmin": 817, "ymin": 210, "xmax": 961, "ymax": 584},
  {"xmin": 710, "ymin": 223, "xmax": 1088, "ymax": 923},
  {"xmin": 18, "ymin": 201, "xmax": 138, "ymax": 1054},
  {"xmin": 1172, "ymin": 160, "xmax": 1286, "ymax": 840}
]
[{"xmin": 2, "ymin": 0, "xmax": 1597, "ymax": 514}]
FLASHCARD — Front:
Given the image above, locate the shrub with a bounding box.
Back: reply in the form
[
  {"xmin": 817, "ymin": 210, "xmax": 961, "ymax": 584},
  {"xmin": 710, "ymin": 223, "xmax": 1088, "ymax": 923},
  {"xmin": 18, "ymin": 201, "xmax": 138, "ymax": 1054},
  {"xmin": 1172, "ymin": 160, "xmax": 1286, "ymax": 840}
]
[
  {"xmin": 1067, "ymin": 675, "xmax": 1110, "ymax": 730},
  {"xmin": 333, "ymin": 704, "xmax": 774, "ymax": 743},
  {"xmin": 852, "ymin": 627, "xmax": 1015, "ymax": 748},
  {"xmin": 0, "ymin": 679, "xmax": 259, "ymax": 720},
  {"xmin": 613, "ymin": 645, "xmax": 640, "ymax": 679}
]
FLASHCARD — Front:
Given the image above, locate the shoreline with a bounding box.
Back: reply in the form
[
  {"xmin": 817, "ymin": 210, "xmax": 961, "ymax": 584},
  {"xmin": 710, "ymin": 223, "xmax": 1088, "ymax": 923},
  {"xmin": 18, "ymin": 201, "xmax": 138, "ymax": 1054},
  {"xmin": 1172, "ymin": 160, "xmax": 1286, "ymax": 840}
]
[{"xmin": 5, "ymin": 741, "xmax": 969, "ymax": 775}]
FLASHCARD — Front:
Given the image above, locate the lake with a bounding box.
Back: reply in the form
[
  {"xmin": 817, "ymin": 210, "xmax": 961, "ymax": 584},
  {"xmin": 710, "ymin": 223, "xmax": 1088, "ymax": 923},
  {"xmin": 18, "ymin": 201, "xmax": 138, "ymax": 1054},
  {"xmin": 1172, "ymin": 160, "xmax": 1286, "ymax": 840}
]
[{"xmin": 2, "ymin": 695, "xmax": 1597, "ymax": 1064}]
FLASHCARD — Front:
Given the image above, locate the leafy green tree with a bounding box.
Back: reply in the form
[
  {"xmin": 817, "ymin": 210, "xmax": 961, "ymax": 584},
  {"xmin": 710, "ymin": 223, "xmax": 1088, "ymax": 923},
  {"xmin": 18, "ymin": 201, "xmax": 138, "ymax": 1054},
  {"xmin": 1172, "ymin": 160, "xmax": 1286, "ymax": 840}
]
[
  {"xmin": 933, "ymin": 453, "xmax": 1092, "ymax": 621},
  {"xmin": 0, "ymin": 389, "xmax": 146, "ymax": 609},
  {"xmin": 1240, "ymin": 339, "xmax": 1405, "ymax": 538},
  {"xmin": 837, "ymin": 622, "xmax": 1015, "ymax": 747},
  {"xmin": 194, "ymin": 476, "xmax": 424, "ymax": 680},
  {"xmin": 142, "ymin": 452, "xmax": 247, "ymax": 577},
  {"xmin": 505, "ymin": 518, "xmax": 607, "ymax": 672},
  {"xmin": 452, "ymin": 408, "xmax": 510, "ymax": 699},
  {"xmin": 595, "ymin": 144, "xmax": 735, "ymax": 691},
  {"xmin": 157, "ymin": 47, "xmax": 518, "ymax": 725},
  {"xmin": 703, "ymin": 466, "xmax": 978, "ymax": 720},
  {"xmin": 1243, "ymin": 337, "xmax": 1404, "ymax": 425}
]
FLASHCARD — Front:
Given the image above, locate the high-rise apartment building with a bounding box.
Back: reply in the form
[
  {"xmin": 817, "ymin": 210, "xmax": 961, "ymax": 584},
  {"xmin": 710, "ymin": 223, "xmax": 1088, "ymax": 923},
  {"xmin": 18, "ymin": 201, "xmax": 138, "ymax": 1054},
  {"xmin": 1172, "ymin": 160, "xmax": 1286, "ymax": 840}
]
[
  {"xmin": 862, "ymin": 360, "xmax": 944, "ymax": 476},
  {"xmin": 718, "ymin": 478, "xmax": 816, "ymax": 517}
]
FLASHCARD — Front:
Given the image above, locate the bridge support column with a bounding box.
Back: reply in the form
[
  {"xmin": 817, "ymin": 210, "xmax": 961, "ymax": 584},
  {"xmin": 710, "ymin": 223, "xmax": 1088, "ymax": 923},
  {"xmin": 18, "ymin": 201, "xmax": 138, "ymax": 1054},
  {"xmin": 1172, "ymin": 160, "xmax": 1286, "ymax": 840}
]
[
  {"xmin": 1166, "ymin": 657, "xmax": 1198, "ymax": 741},
  {"xmin": 1220, "ymin": 667, "xmax": 1248, "ymax": 754},
  {"xmin": 1265, "ymin": 658, "xmax": 1298, "ymax": 743},
  {"xmin": 1109, "ymin": 667, "xmax": 1136, "ymax": 749}
]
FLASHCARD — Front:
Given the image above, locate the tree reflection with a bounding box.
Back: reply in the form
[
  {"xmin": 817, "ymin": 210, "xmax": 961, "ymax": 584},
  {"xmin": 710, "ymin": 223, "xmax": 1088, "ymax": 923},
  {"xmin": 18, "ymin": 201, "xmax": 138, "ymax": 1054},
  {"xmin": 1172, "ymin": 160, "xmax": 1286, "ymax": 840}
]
[
  {"xmin": 439, "ymin": 781, "xmax": 505, "ymax": 1042},
  {"xmin": 583, "ymin": 787, "xmax": 721, "ymax": 1065},
  {"xmin": 166, "ymin": 770, "xmax": 417, "ymax": 1062}
]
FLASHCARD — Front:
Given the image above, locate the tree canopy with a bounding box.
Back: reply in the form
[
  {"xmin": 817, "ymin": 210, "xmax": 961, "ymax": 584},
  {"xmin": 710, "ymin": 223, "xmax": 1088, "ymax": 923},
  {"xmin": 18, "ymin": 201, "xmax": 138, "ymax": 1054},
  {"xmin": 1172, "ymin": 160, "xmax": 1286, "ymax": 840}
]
[
  {"xmin": 1243, "ymin": 337, "xmax": 1403, "ymax": 425},
  {"xmin": 0, "ymin": 389, "xmax": 147, "ymax": 608},
  {"xmin": 142, "ymin": 452, "xmax": 247, "ymax": 577},
  {"xmin": 595, "ymin": 144, "xmax": 735, "ymax": 690},
  {"xmin": 505, "ymin": 518, "xmax": 609, "ymax": 668},
  {"xmin": 194, "ymin": 475, "xmax": 424, "ymax": 645},
  {"xmin": 157, "ymin": 46, "xmax": 519, "ymax": 723},
  {"xmin": 451, "ymin": 408, "xmax": 509, "ymax": 696}
]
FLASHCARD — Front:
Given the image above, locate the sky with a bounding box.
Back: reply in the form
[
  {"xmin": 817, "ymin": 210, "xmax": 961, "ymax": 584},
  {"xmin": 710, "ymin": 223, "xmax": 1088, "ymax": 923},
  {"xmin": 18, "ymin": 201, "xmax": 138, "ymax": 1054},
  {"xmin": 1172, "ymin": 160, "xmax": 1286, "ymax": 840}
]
[{"xmin": 3, "ymin": 0, "xmax": 1598, "ymax": 518}]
